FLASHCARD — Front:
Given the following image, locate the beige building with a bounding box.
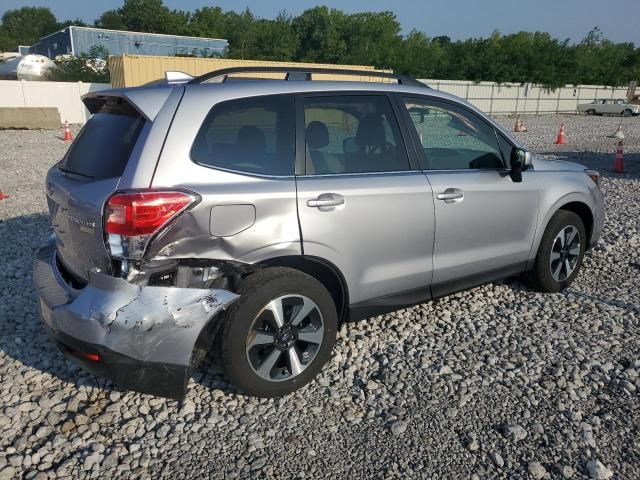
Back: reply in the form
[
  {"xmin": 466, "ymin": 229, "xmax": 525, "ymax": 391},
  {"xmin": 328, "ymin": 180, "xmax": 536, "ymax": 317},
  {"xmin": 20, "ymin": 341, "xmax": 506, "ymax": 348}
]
[{"xmin": 109, "ymin": 54, "xmax": 390, "ymax": 88}]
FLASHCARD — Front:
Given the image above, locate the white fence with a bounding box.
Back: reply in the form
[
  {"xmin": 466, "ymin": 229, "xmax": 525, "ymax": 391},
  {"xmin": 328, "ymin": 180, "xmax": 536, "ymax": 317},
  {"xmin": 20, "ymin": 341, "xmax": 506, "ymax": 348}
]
[
  {"xmin": 420, "ymin": 79, "xmax": 630, "ymax": 115},
  {"xmin": 0, "ymin": 78, "xmax": 631, "ymax": 125},
  {"xmin": 0, "ymin": 80, "xmax": 110, "ymax": 124}
]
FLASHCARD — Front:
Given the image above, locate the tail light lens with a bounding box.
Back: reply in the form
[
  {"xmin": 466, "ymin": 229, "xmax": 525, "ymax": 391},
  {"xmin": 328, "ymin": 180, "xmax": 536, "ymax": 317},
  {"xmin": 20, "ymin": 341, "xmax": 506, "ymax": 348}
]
[{"xmin": 105, "ymin": 190, "xmax": 196, "ymax": 260}]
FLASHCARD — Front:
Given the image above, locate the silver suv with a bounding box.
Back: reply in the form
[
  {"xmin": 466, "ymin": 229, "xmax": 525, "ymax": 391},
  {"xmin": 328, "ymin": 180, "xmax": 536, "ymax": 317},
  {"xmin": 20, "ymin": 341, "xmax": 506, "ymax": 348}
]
[{"xmin": 34, "ymin": 67, "xmax": 605, "ymax": 399}]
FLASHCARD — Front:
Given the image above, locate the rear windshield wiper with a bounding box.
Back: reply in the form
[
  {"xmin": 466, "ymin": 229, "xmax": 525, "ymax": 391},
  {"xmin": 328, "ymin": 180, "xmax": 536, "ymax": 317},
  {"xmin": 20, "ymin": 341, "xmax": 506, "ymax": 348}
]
[{"xmin": 58, "ymin": 165, "xmax": 94, "ymax": 179}]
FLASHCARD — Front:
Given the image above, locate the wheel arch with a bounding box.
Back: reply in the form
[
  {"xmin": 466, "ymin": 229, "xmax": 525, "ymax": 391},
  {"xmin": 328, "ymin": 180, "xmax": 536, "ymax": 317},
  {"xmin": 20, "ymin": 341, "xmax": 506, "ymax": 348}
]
[
  {"xmin": 558, "ymin": 201, "xmax": 594, "ymax": 243},
  {"xmin": 260, "ymin": 255, "xmax": 350, "ymax": 323},
  {"xmin": 531, "ymin": 197, "xmax": 595, "ymax": 266}
]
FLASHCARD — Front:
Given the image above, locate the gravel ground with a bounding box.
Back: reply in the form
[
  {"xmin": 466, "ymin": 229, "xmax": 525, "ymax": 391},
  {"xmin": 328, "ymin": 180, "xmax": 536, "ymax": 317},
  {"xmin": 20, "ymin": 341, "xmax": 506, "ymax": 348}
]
[{"xmin": 0, "ymin": 115, "xmax": 639, "ymax": 480}]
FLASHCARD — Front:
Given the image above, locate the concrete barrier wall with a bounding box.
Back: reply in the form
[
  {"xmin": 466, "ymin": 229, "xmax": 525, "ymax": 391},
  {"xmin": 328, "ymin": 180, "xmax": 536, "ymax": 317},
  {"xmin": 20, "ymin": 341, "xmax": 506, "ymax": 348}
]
[
  {"xmin": 421, "ymin": 79, "xmax": 630, "ymax": 115},
  {"xmin": 0, "ymin": 80, "xmax": 110, "ymax": 124},
  {"xmin": 0, "ymin": 107, "xmax": 60, "ymax": 129}
]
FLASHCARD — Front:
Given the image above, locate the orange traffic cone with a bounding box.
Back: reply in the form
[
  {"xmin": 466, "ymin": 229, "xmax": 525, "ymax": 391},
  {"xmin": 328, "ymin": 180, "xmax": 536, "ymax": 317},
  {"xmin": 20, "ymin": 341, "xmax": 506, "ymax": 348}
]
[
  {"xmin": 0, "ymin": 191, "xmax": 8, "ymax": 201},
  {"xmin": 554, "ymin": 123, "xmax": 566, "ymax": 145},
  {"xmin": 614, "ymin": 140, "xmax": 624, "ymax": 173},
  {"xmin": 63, "ymin": 120, "xmax": 73, "ymax": 142}
]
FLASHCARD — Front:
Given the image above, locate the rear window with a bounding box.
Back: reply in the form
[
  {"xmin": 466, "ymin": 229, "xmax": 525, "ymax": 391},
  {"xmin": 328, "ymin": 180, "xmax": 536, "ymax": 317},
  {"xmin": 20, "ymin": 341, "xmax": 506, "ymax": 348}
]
[
  {"xmin": 191, "ymin": 95, "xmax": 295, "ymax": 176},
  {"xmin": 60, "ymin": 100, "xmax": 145, "ymax": 180}
]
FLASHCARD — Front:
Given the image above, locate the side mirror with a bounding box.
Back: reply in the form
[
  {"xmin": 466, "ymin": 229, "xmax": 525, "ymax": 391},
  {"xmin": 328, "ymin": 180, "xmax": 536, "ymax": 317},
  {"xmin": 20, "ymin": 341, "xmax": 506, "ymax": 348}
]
[{"xmin": 509, "ymin": 148, "xmax": 532, "ymax": 182}]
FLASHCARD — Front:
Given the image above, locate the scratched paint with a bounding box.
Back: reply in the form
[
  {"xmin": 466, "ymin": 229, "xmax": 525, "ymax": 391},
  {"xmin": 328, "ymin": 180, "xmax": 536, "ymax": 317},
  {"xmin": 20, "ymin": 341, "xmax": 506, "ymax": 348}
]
[{"xmin": 49, "ymin": 271, "xmax": 238, "ymax": 366}]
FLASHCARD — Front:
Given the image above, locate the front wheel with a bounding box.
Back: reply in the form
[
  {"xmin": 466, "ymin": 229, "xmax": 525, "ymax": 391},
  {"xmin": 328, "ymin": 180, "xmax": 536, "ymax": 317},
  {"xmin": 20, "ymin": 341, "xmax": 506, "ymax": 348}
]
[
  {"xmin": 586, "ymin": 109, "xmax": 596, "ymax": 116},
  {"xmin": 524, "ymin": 210, "xmax": 586, "ymax": 292},
  {"xmin": 219, "ymin": 267, "xmax": 337, "ymax": 397},
  {"xmin": 623, "ymin": 109, "xmax": 633, "ymax": 117}
]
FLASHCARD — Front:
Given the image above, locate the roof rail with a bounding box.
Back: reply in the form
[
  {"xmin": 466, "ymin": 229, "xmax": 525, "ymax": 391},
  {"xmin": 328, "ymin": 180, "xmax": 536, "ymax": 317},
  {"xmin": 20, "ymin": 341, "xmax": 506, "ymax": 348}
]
[{"xmin": 187, "ymin": 66, "xmax": 428, "ymax": 88}]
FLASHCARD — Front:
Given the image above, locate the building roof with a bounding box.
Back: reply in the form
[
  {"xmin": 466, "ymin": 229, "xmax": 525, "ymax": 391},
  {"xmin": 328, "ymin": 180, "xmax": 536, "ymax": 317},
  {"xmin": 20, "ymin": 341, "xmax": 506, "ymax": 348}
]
[{"xmin": 30, "ymin": 25, "xmax": 227, "ymax": 46}]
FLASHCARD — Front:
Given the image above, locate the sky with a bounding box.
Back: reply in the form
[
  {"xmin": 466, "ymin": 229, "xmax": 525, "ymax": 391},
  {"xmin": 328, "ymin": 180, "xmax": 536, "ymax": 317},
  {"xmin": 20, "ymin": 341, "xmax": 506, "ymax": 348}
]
[{"xmin": 2, "ymin": 0, "xmax": 639, "ymax": 44}]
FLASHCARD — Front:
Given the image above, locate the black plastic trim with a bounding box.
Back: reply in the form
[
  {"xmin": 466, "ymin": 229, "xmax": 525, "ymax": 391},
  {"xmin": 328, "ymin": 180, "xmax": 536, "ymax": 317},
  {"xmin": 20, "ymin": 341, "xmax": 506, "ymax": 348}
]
[
  {"xmin": 349, "ymin": 262, "xmax": 527, "ymax": 321},
  {"xmin": 294, "ymin": 95, "xmax": 306, "ymax": 176},
  {"xmin": 349, "ymin": 285, "xmax": 431, "ymax": 321},
  {"xmin": 430, "ymin": 262, "xmax": 527, "ymax": 298},
  {"xmin": 42, "ymin": 321, "xmax": 190, "ymax": 400},
  {"xmin": 188, "ymin": 66, "xmax": 428, "ymax": 88},
  {"xmin": 260, "ymin": 255, "xmax": 350, "ymax": 324}
]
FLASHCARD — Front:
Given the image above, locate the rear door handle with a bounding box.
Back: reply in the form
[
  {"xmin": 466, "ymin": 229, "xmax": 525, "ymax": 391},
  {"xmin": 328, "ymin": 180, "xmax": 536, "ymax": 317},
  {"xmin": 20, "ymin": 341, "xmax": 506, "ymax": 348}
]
[
  {"xmin": 436, "ymin": 188, "xmax": 464, "ymax": 203},
  {"xmin": 307, "ymin": 193, "xmax": 344, "ymax": 210}
]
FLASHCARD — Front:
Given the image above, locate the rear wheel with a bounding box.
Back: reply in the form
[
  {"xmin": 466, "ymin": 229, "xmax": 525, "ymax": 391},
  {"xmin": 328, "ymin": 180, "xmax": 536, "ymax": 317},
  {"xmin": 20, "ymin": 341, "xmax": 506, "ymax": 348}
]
[
  {"xmin": 586, "ymin": 109, "xmax": 596, "ymax": 116},
  {"xmin": 219, "ymin": 267, "xmax": 337, "ymax": 397},
  {"xmin": 524, "ymin": 210, "xmax": 586, "ymax": 292}
]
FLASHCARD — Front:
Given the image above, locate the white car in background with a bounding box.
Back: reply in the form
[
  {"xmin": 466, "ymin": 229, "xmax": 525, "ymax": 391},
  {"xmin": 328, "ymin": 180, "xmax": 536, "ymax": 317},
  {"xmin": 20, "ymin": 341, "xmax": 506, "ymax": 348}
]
[{"xmin": 578, "ymin": 99, "xmax": 640, "ymax": 116}]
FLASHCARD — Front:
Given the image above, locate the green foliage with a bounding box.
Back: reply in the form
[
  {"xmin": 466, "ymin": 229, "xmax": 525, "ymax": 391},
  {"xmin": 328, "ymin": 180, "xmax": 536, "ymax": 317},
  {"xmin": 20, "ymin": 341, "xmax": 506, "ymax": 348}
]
[
  {"xmin": 94, "ymin": 10, "xmax": 125, "ymax": 30},
  {"xmin": 252, "ymin": 14, "xmax": 298, "ymax": 62},
  {"xmin": 46, "ymin": 46, "xmax": 110, "ymax": 83},
  {"xmin": 0, "ymin": 2, "xmax": 638, "ymax": 88},
  {"xmin": 0, "ymin": 7, "xmax": 58, "ymax": 50},
  {"xmin": 95, "ymin": 0, "xmax": 189, "ymax": 35}
]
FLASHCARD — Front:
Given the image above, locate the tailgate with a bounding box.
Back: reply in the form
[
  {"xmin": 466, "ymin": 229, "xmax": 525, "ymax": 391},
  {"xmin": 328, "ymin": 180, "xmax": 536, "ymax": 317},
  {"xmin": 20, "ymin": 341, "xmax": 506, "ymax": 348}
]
[{"xmin": 46, "ymin": 98, "xmax": 147, "ymax": 282}]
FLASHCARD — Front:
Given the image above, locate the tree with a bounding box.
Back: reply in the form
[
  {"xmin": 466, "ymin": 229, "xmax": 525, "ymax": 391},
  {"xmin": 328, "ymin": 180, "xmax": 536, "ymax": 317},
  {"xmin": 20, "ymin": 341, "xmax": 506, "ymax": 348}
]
[
  {"xmin": 0, "ymin": 7, "xmax": 58, "ymax": 50},
  {"xmin": 395, "ymin": 30, "xmax": 445, "ymax": 79},
  {"xmin": 2, "ymin": 2, "xmax": 638, "ymax": 88},
  {"xmin": 293, "ymin": 7, "xmax": 348, "ymax": 63},
  {"xmin": 58, "ymin": 18, "xmax": 89, "ymax": 28},
  {"xmin": 46, "ymin": 45, "xmax": 110, "ymax": 83},
  {"xmin": 340, "ymin": 12, "xmax": 402, "ymax": 68},
  {"xmin": 189, "ymin": 6, "xmax": 226, "ymax": 39},
  {"xmin": 223, "ymin": 8, "xmax": 259, "ymax": 59},
  {"xmin": 95, "ymin": 10, "xmax": 126, "ymax": 30},
  {"xmin": 252, "ymin": 13, "xmax": 298, "ymax": 61},
  {"xmin": 94, "ymin": 0, "xmax": 189, "ymax": 35}
]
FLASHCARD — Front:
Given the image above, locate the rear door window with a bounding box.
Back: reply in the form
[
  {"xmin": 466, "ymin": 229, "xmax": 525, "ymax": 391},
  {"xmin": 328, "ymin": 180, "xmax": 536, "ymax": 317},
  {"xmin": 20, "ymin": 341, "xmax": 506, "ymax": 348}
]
[
  {"xmin": 60, "ymin": 100, "xmax": 145, "ymax": 180},
  {"xmin": 191, "ymin": 95, "xmax": 295, "ymax": 176},
  {"xmin": 303, "ymin": 95, "xmax": 410, "ymax": 175}
]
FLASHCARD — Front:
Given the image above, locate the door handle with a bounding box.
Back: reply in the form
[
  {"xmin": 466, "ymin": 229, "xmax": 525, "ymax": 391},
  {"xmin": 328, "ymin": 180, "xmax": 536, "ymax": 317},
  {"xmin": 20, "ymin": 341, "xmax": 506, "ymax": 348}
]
[
  {"xmin": 436, "ymin": 188, "xmax": 464, "ymax": 203},
  {"xmin": 307, "ymin": 193, "xmax": 344, "ymax": 209}
]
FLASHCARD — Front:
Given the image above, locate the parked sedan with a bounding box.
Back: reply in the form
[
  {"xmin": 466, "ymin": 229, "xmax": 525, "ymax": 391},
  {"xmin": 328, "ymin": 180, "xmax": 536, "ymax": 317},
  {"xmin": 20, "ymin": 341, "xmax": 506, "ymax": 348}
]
[{"xmin": 578, "ymin": 99, "xmax": 640, "ymax": 116}]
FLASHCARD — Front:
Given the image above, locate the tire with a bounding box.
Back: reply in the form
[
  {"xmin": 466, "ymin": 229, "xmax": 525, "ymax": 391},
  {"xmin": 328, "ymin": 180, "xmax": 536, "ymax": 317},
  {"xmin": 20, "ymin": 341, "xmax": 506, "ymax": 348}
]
[
  {"xmin": 586, "ymin": 109, "xmax": 595, "ymax": 116},
  {"xmin": 623, "ymin": 109, "xmax": 632, "ymax": 117},
  {"xmin": 524, "ymin": 210, "xmax": 587, "ymax": 292},
  {"xmin": 219, "ymin": 267, "xmax": 337, "ymax": 397}
]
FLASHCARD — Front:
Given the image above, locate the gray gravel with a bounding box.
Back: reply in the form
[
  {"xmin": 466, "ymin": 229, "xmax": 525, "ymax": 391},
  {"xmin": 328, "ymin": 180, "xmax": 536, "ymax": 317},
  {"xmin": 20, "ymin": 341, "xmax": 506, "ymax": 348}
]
[{"xmin": 1, "ymin": 114, "xmax": 639, "ymax": 479}]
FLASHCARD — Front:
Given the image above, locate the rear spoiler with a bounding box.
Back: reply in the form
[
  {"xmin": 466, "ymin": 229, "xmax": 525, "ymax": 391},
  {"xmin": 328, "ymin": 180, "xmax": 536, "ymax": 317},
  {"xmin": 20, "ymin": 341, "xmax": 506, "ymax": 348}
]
[{"xmin": 82, "ymin": 85, "xmax": 178, "ymax": 122}]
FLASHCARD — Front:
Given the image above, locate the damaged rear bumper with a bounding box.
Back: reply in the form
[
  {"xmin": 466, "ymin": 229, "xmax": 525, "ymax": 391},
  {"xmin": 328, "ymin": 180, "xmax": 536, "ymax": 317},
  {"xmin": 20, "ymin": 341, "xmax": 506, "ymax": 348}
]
[{"xmin": 33, "ymin": 238, "xmax": 238, "ymax": 399}]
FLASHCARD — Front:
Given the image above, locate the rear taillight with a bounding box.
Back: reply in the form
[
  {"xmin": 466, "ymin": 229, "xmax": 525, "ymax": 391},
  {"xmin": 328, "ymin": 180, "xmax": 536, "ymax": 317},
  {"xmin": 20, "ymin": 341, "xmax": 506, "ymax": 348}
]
[{"xmin": 104, "ymin": 190, "xmax": 196, "ymax": 260}]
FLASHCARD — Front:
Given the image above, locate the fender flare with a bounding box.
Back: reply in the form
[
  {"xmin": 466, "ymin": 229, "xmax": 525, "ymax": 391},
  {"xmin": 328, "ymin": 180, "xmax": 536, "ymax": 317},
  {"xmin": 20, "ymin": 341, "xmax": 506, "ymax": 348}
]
[{"xmin": 528, "ymin": 192, "xmax": 596, "ymax": 264}]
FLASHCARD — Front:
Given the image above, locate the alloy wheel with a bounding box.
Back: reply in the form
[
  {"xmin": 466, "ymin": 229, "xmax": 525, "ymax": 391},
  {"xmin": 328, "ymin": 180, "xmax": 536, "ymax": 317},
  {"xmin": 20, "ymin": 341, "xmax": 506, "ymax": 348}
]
[
  {"xmin": 549, "ymin": 225, "xmax": 581, "ymax": 282},
  {"xmin": 245, "ymin": 295, "xmax": 324, "ymax": 382}
]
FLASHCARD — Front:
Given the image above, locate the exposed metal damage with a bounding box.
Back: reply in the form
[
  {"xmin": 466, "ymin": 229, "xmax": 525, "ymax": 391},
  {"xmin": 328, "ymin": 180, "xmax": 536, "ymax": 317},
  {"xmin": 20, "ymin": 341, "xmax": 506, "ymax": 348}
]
[
  {"xmin": 55, "ymin": 271, "xmax": 239, "ymax": 366},
  {"xmin": 35, "ymin": 240, "xmax": 240, "ymax": 372},
  {"xmin": 120, "ymin": 255, "xmax": 257, "ymax": 291}
]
